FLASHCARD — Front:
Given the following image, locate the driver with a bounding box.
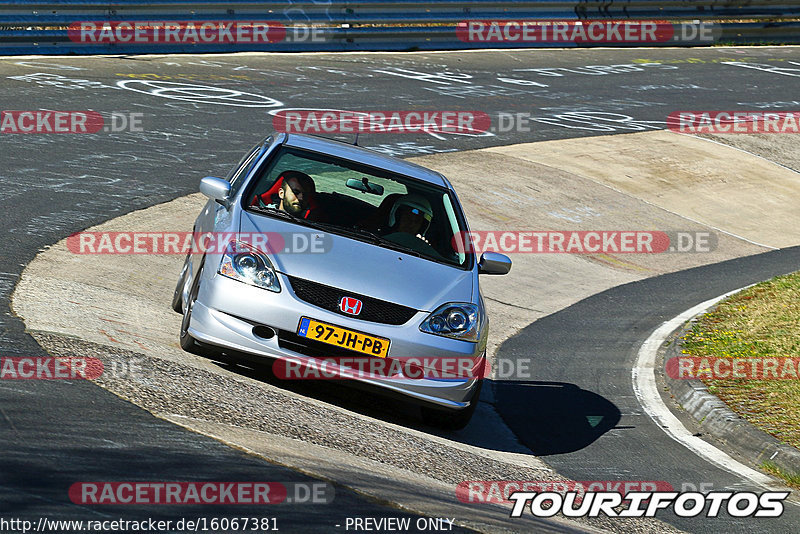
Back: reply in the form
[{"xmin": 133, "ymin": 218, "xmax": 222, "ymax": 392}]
[
  {"xmin": 275, "ymin": 171, "xmax": 314, "ymax": 216},
  {"xmin": 257, "ymin": 170, "xmax": 316, "ymax": 216}
]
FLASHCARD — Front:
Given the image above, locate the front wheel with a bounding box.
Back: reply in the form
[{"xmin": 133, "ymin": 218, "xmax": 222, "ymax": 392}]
[
  {"xmin": 421, "ymin": 380, "xmax": 482, "ymax": 431},
  {"xmin": 179, "ymin": 260, "xmax": 204, "ymax": 354}
]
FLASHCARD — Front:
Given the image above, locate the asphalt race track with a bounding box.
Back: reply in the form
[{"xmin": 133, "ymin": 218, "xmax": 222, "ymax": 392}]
[{"xmin": 2, "ymin": 47, "xmax": 800, "ymax": 532}]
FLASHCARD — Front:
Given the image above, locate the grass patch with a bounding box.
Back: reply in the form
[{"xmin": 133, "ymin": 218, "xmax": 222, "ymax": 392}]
[
  {"xmin": 681, "ymin": 271, "xmax": 800, "ymax": 450},
  {"xmin": 761, "ymin": 461, "xmax": 800, "ymax": 489}
]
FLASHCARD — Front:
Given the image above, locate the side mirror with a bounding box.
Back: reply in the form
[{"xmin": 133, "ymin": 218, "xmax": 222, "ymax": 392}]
[
  {"xmin": 478, "ymin": 252, "xmax": 512, "ymax": 275},
  {"xmin": 199, "ymin": 176, "xmax": 231, "ymax": 207}
]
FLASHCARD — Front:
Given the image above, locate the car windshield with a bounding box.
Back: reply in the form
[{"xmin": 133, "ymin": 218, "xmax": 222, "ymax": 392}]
[{"xmin": 244, "ymin": 145, "xmax": 470, "ymax": 268}]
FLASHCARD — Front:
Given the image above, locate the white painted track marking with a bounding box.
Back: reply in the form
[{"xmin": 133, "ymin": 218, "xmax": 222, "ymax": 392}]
[{"xmin": 632, "ymin": 285, "xmax": 784, "ymax": 489}]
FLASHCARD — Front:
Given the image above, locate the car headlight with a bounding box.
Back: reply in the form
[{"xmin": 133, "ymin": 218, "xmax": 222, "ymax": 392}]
[
  {"xmin": 420, "ymin": 303, "xmax": 481, "ymax": 342},
  {"xmin": 218, "ymin": 240, "xmax": 281, "ymax": 292}
]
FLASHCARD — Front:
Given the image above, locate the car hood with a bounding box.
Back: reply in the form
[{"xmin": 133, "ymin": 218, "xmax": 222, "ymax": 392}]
[{"xmin": 240, "ymin": 211, "xmax": 473, "ymax": 312}]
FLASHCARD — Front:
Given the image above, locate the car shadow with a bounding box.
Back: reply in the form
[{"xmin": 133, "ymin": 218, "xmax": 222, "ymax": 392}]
[
  {"xmin": 206, "ymin": 350, "xmax": 620, "ymax": 456},
  {"xmin": 490, "ymin": 380, "xmax": 622, "ymax": 456}
]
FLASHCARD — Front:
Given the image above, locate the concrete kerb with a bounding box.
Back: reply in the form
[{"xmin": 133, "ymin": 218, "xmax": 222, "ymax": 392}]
[{"xmin": 658, "ymin": 301, "xmax": 800, "ymax": 482}]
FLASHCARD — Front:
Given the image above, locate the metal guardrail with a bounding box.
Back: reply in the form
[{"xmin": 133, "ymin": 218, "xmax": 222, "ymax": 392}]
[{"xmin": 1, "ymin": 1, "xmax": 799, "ymax": 54}]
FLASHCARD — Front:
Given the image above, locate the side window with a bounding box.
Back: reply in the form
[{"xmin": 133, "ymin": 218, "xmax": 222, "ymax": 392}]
[{"xmin": 228, "ymin": 138, "xmax": 270, "ymax": 197}]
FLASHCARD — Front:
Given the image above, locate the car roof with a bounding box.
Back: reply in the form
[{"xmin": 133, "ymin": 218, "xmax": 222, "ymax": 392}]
[{"xmin": 281, "ymin": 133, "xmax": 448, "ymax": 187}]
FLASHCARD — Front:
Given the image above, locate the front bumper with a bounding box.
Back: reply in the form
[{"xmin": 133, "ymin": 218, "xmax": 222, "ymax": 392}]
[{"xmin": 188, "ymin": 272, "xmax": 483, "ymax": 409}]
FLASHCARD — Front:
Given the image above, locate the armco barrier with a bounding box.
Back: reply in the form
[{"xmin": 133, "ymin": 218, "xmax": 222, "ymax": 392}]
[{"xmin": 0, "ymin": 1, "xmax": 799, "ymax": 54}]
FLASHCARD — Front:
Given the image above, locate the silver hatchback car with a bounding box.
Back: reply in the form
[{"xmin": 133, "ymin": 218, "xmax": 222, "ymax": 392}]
[{"xmin": 172, "ymin": 133, "xmax": 511, "ymax": 429}]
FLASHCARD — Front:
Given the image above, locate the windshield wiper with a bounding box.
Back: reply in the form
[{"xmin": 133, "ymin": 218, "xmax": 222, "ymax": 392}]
[
  {"xmin": 248, "ymin": 204, "xmax": 327, "ymax": 231},
  {"xmin": 304, "ymin": 223, "xmax": 382, "ymax": 245},
  {"xmin": 311, "ymin": 224, "xmax": 425, "ymax": 258},
  {"xmin": 376, "ymin": 239, "xmax": 425, "ymax": 258},
  {"xmin": 329, "ymin": 225, "xmax": 383, "ymax": 243},
  {"xmin": 349, "ymin": 227, "xmax": 425, "ymax": 257}
]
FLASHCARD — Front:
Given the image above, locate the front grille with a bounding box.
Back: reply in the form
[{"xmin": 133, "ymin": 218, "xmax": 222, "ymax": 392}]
[{"xmin": 286, "ymin": 276, "xmax": 418, "ymax": 325}]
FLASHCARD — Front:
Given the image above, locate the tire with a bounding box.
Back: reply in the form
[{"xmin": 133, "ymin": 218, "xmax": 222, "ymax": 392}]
[
  {"xmin": 179, "ymin": 259, "xmax": 205, "ymax": 354},
  {"xmin": 421, "ymin": 380, "xmax": 482, "ymax": 431},
  {"xmin": 171, "ymin": 252, "xmax": 191, "ymax": 313}
]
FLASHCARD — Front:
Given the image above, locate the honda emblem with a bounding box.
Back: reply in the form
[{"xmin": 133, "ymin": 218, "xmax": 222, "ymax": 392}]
[{"xmin": 339, "ymin": 296, "xmax": 362, "ymax": 316}]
